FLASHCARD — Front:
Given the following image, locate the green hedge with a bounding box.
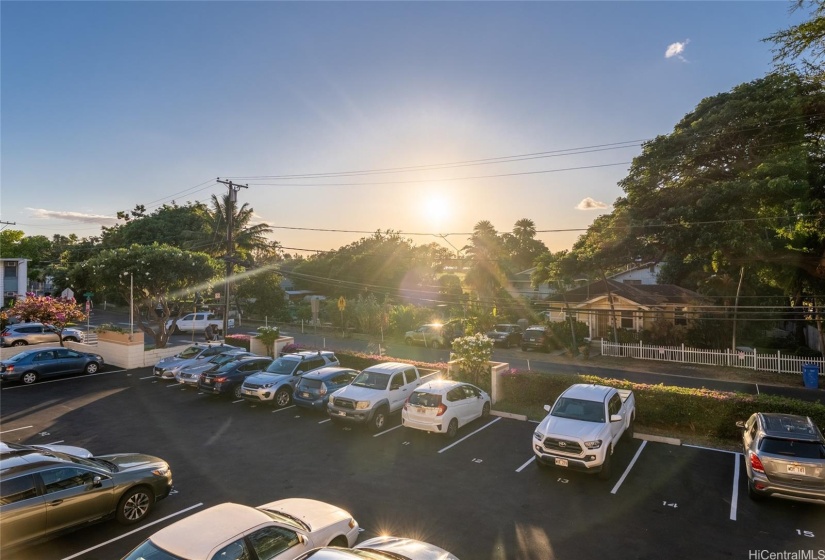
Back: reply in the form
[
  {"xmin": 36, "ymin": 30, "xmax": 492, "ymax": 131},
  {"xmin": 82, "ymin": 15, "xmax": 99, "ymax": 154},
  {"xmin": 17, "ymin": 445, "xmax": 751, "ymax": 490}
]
[{"xmin": 500, "ymin": 371, "xmax": 825, "ymax": 440}]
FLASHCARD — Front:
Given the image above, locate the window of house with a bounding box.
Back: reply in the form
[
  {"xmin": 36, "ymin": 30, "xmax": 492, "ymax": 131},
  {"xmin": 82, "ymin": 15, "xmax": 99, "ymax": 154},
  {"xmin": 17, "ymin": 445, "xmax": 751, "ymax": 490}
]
[
  {"xmin": 674, "ymin": 307, "xmax": 687, "ymax": 326},
  {"xmin": 620, "ymin": 311, "xmax": 634, "ymax": 329}
]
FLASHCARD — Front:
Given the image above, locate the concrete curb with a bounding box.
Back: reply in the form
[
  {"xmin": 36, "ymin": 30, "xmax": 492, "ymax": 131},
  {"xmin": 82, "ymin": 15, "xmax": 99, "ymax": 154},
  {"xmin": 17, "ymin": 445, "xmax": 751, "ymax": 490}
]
[
  {"xmin": 634, "ymin": 433, "xmax": 681, "ymax": 446},
  {"xmin": 491, "ymin": 410, "xmax": 528, "ymax": 421}
]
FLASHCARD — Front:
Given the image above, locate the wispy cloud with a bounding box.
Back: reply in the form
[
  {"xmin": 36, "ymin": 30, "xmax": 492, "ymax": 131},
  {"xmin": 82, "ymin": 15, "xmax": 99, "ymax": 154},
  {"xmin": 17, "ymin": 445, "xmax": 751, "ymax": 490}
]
[
  {"xmin": 27, "ymin": 208, "xmax": 118, "ymax": 226},
  {"xmin": 665, "ymin": 39, "xmax": 690, "ymax": 63},
  {"xmin": 576, "ymin": 197, "xmax": 608, "ymax": 210}
]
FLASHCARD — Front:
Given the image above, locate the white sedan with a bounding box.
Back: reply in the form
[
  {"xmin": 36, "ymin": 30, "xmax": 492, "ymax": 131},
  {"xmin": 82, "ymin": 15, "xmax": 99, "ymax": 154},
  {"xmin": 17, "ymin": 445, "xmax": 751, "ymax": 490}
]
[
  {"xmin": 121, "ymin": 499, "xmax": 359, "ymax": 560},
  {"xmin": 295, "ymin": 536, "xmax": 460, "ymax": 559},
  {"xmin": 401, "ymin": 380, "xmax": 491, "ymax": 438}
]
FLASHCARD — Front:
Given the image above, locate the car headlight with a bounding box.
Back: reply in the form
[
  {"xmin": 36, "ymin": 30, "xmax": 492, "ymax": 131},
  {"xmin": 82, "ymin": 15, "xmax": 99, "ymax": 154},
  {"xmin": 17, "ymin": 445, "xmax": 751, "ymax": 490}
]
[
  {"xmin": 263, "ymin": 383, "xmax": 274, "ymax": 389},
  {"xmin": 533, "ymin": 431, "xmax": 543, "ymax": 441},
  {"xmin": 152, "ymin": 466, "xmax": 170, "ymax": 477},
  {"xmin": 355, "ymin": 401, "xmax": 371, "ymax": 410},
  {"xmin": 584, "ymin": 440, "xmax": 602, "ymax": 449}
]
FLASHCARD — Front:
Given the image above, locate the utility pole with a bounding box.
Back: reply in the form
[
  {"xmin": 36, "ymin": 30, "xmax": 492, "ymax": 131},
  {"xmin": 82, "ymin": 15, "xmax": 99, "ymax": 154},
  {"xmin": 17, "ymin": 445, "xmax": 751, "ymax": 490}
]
[{"xmin": 216, "ymin": 178, "xmax": 248, "ymax": 338}]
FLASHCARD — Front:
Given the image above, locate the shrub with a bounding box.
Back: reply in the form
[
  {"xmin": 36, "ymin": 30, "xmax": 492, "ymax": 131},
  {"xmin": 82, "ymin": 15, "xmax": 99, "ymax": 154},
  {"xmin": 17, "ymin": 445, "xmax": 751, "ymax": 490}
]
[
  {"xmin": 225, "ymin": 334, "xmax": 251, "ymax": 351},
  {"xmin": 95, "ymin": 323, "xmax": 125, "ymax": 334},
  {"xmin": 255, "ymin": 325, "xmax": 280, "ymax": 357},
  {"xmin": 449, "ymin": 334, "xmax": 494, "ymax": 390}
]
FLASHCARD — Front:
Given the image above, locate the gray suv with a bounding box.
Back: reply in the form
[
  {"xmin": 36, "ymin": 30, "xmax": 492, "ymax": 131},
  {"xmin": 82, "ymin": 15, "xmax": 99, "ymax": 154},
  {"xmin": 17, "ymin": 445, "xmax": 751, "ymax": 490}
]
[
  {"xmin": 1, "ymin": 323, "xmax": 86, "ymax": 347},
  {"xmin": 739, "ymin": 412, "xmax": 825, "ymax": 504},
  {"xmin": 241, "ymin": 351, "xmax": 339, "ymax": 408}
]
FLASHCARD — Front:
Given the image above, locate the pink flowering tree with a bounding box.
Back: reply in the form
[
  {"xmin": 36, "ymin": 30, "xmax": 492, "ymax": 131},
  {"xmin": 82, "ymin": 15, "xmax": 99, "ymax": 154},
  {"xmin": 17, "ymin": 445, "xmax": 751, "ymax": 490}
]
[{"xmin": 3, "ymin": 293, "xmax": 86, "ymax": 346}]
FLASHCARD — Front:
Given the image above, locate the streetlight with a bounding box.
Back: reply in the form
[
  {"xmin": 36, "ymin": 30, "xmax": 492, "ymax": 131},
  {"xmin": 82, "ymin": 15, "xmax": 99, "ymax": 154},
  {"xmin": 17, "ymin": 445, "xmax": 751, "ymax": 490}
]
[{"xmin": 123, "ymin": 272, "xmax": 134, "ymax": 338}]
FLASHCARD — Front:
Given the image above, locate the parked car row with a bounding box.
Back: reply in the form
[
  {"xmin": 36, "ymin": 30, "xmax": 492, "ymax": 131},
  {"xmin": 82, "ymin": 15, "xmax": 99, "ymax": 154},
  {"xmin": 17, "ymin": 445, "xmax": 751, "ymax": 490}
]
[{"xmin": 1, "ymin": 322, "xmax": 86, "ymax": 347}]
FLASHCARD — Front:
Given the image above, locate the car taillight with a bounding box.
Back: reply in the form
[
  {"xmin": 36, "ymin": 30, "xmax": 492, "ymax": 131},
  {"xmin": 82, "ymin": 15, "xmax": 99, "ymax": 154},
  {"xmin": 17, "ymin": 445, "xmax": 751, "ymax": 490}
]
[
  {"xmin": 4, "ymin": 365, "xmax": 13, "ymax": 372},
  {"xmin": 215, "ymin": 376, "xmax": 228, "ymax": 383},
  {"xmin": 1, "ymin": 330, "xmax": 9, "ymax": 336},
  {"xmin": 436, "ymin": 404, "xmax": 447, "ymax": 416},
  {"xmin": 749, "ymin": 452, "xmax": 765, "ymax": 473}
]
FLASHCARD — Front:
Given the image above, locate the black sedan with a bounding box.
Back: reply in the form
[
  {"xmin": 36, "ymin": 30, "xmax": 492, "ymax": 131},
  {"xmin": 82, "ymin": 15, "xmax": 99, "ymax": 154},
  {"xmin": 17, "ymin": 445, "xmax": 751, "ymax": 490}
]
[
  {"xmin": 0, "ymin": 347, "xmax": 105, "ymax": 385},
  {"xmin": 486, "ymin": 324, "xmax": 523, "ymax": 348},
  {"xmin": 198, "ymin": 356, "xmax": 274, "ymax": 398}
]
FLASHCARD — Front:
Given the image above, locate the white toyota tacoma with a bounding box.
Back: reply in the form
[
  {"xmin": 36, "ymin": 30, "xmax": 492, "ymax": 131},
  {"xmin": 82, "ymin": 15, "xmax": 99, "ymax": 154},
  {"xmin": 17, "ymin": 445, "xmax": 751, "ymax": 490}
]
[{"xmin": 533, "ymin": 383, "xmax": 635, "ymax": 479}]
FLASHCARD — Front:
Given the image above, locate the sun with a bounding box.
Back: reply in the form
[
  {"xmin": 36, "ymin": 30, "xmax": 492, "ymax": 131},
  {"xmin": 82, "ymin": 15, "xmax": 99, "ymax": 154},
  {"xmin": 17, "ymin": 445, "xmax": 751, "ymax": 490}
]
[{"xmin": 422, "ymin": 193, "xmax": 451, "ymax": 225}]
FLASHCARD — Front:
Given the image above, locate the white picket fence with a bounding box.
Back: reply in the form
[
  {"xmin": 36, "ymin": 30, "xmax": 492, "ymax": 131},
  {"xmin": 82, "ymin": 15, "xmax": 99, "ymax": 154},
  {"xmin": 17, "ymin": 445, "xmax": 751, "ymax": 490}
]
[{"xmin": 600, "ymin": 340, "xmax": 824, "ymax": 377}]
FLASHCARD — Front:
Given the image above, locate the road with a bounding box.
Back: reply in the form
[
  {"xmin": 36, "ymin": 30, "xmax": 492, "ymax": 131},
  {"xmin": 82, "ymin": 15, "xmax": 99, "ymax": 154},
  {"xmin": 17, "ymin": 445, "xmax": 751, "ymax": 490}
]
[{"xmin": 83, "ymin": 309, "xmax": 825, "ymax": 404}]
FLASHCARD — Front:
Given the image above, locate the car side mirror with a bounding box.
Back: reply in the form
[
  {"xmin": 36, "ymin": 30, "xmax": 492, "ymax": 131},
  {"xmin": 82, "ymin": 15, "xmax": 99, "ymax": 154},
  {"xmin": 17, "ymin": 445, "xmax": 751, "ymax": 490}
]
[
  {"xmin": 610, "ymin": 414, "xmax": 622, "ymax": 423},
  {"xmin": 543, "ymin": 404, "xmax": 551, "ymax": 412},
  {"xmin": 93, "ymin": 476, "xmax": 102, "ymax": 488},
  {"xmin": 297, "ymin": 534, "xmax": 307, "ymax": 545},
  {"xmin": 735, "ymin": 421, "xmax": 745, "ymax": 429}
]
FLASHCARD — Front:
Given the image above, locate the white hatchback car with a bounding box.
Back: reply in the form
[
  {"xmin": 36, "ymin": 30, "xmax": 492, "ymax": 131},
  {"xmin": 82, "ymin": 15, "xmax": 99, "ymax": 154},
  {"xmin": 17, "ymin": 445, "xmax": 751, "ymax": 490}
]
[
  {"xmin": 401, "ymin": 380, "xmax": 491, "ymax": 438},
  {"xmin": 121, "ymin": 499, "xmax": 359, "ymax": 560}
]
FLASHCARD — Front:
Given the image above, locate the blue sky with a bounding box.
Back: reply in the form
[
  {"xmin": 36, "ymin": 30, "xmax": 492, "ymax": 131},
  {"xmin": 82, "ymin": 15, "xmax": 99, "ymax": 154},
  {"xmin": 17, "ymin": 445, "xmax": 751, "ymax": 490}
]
[{"xmin": 1, "ymin": 1, "xmax": 804, "ymax": 256}]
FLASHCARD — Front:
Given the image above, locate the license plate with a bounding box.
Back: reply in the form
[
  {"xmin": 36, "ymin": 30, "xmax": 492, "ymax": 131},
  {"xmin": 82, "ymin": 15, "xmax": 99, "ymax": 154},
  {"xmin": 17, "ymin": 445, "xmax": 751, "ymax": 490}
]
[
  {"xmin": 416, "ymin": 406, "xmax": 425, "ymax": 413},
  {"xmin": 243, "ymin": 389, "xmax": 254, "ymax": 395},
  {"xmin": 204, "ymin": 379, "xmax": 212, "ymax": 385},
  {"xmin": 301, "ymin": 392, "xmax": 311, "ymax": 398},
  {"xmin": 336, "ymin": 411, "xmax": 347, "ymax": 416},
  {"xmin": 787, "ymin": 465, "xmax": 806, "ymax": 475},
  {"xmin": 555, "ymin": 458, "xmax": 569, "ymax": 467}
]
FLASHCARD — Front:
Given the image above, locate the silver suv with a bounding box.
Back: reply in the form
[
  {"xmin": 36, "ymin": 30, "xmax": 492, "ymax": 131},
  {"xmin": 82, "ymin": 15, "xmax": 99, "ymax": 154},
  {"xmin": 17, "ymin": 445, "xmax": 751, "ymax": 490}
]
[
  {"xmin": 739, "ymin": 412, "xmax": 825, "ymax": 504},
  {"xmin": 241, "ymin": 351, "xmax": 339, "ymax": 408},
  {"xmin": 1, "ymin": 323, "xmax": 86, "ymax": 347}
]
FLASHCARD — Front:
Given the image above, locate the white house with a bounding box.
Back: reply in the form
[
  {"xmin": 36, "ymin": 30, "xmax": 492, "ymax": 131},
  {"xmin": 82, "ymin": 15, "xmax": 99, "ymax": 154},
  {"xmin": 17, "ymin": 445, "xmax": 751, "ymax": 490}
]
[{"xmin": 1, "ymin": 258, "xmax": 29, "ymax": 308}]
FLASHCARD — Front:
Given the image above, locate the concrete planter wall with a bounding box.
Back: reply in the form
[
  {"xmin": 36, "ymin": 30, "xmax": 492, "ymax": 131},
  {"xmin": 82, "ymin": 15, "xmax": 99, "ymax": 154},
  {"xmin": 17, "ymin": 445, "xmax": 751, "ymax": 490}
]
[
  {"xmin": 98, "ymin": 331, "xmax": 144, "ymax": 345},
  {"xmin": 249, "ymin": 336, "xmax": 295, "ymax": 358},
  {"xmin": 447, "ymin": 359, "xmax": 509, "ymax": 404}
]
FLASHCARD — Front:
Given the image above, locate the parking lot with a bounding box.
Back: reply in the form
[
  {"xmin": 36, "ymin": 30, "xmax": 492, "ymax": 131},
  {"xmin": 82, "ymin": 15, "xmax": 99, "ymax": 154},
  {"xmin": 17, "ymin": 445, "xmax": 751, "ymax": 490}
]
[{"xmin": 2, "ymin": 366, "xmax": 825, "ymax": 560}]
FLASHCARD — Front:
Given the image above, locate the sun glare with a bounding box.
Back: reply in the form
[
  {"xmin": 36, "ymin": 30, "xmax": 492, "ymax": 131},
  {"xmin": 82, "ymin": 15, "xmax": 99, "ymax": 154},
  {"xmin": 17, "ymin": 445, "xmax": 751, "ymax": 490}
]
[{"xmin": 422, "ymin": 193, "xmax": 451, "ymax": 225}]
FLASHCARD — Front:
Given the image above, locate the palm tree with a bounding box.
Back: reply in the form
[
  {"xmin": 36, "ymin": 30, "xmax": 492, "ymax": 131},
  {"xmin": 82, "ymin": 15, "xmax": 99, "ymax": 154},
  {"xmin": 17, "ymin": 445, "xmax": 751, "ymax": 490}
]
[{"xmin": 186, "ymin": 194, "xmax": 276, "ymax": 263}]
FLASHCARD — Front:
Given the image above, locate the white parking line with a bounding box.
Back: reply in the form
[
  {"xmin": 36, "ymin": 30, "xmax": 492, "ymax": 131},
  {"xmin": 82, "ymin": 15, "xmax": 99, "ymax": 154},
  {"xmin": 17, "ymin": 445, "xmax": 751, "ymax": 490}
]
[
  {"xmin": 1, "ymin": 370, "xmax": 126, "ymax": 390},
  {"xmin": 272, "ymin": 405, "xmax": 296, "ymax": 413},
  {"xmin": 60, "ymin": 502, "xmax": 204, "ymax": 560},
  {"xmin": 46, "ymin": 440, "xmax": 65, "ymax": 445},
  {"xmin": 515, "ymin": 455, "xmax": 536, "ymax": 472},
  {"xmin": 0, "ymin": 425, "xmax": 33, "ymax": 434},
  {"xmin": 139, "ymin": 375, "xmax": 155, "ymax": 380},
  {"xmin": 231, "ymin": 399, "xmax": 244, "ymax": 404},
  {"xmin": 610, "ymin": 440, "xmax": 647, "ymax": 494},
  {"xmin": 438, "ymin": 417, "xmax": 501, "ymax": 454},
  {"xmin": 373, "ymin": 424, "xmax": 403, "ymax": 438},
  {"xmin": 683, "ymin": 444, "xmax": 741, "ymax": 455},
  {"xmin": 166, "ymin": 382, "xmax": 182, "ymax": 388},
  {"xmin": 730, "ymin": 454, "xmax": 740, "ymax": 521},
  {"xmin": 318, "ymin": 418, "xmax": 331, "ymax": 424}
]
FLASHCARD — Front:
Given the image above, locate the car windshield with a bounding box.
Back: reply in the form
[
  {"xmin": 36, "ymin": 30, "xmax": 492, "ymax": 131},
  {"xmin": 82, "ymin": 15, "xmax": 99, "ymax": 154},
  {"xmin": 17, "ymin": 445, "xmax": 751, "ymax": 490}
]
[
  {"xmin": 494, "ymin": 325, "xmax": 511, "ymax": 332},
  {"xmin": 6, "ymin": 352, "xmax": 33, "ymax": 363},
  {"xmin": 212, "ymin": 353, "xmax": 242, "ymax": 365},
  {"xmin": 352, "ymin": 371, "xmax": 390, "ymax": 389},
  {"xmin": 760, "ymin": 438, "xmax": 825, "ymax": 459},
  {"xmin": 409, "ymin": 392, "xmax": 442, "ymax": 407},
  {"xmin": 551, "ymin": 397, "xmax": 605, "ymax": 423},
  {"xmin": 122, "ymin": 539, "xmax": 182, "ymax": 560},
  {"xmin": 265, "ymin": 358, "xmax": 300, "ymax": 375},
  {"xmin": 177, "ymin": 346, "xmax": 202, "ymax": 359}
]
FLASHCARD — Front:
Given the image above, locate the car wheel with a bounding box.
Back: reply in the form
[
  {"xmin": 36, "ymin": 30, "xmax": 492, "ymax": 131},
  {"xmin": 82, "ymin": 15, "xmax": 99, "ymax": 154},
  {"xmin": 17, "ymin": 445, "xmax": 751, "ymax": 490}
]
[
  {"xmin": 11, "ymin": 340, "xmax": 27, "ymax": 347},
  {"xmin": 63, "ymin": 336, "xmax": 79, "ymax": 343},
  {"xmin": 84, "ymin": 362, "xmax": 100, "ymax": 374},
  {"xmin": 405, "ymin": 338, "xmax": 413, "ymax": 346},
  {"xmin": 274, "ymin": 388, "xmax": 291, "ymax": 408},
  {"xmin": 370, "ymin": 406, "xmax": 388, "ymax": 433},
  {"xmin": 445, "ymin": 418, "xmax": 458, "ymax": 439},
  {"xmin": 430, "ymin": 340, "xmax": 441, "ymax": 349},
  {"xmin": 329, "ymin": 536, "xmax": 349, "ymax": 547},
  {"xmin": 598, "ymin": 447, "xmax": 613, "ymax": 480},
  {"xmin": 233, "ymin": 385, "xmax": 243, "ymax": 399},
  {"xmin": 21, "ymin": 371, "xmax": 38, "ymax": 385},
  {"xmin": 482, "ymin": 402, "xmax": 491, "ymax": 418},
  {"xmin": 117, "ymin": 486, "xmax": 153, "ymax": 524}
]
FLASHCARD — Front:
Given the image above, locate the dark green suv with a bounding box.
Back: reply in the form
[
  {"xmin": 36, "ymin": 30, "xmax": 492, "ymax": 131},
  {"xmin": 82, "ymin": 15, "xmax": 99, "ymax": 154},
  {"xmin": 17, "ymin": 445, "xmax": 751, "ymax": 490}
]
[{"xmin": 0, "ymin": 446, "xmax": 172, "ymax": 550}]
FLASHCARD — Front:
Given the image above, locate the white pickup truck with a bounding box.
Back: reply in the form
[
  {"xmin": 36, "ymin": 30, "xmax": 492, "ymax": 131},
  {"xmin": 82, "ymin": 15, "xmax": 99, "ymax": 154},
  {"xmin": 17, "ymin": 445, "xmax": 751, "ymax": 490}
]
[
  {"xmin": 327, "ymin": 362, "xmax": 440, "ymax": 432},
  {"xmin": 532, "ymin": 384, "xmax": 635, "ymax": 479},
  {"xmin": 165, "ymin": 312, "xmax": 235, "ymax": 334}
]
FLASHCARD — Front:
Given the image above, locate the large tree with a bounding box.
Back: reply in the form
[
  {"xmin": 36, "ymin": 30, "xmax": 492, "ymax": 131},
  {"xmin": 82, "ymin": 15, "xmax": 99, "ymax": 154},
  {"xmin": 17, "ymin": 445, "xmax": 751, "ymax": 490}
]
[
  {"xmin": 71, "ymin": 244, "xmax": 224, "ymax": 348},
  {"xmin": 501, "ymin": 218, "xmax": 549, "ymax": 272},
  {"xmin": 765, "ymin": 0, "xmax": 825, "ymax": 75},
  {"xmin": 100, "ymin": 203, "xmax": 212, "ymax": 250}
]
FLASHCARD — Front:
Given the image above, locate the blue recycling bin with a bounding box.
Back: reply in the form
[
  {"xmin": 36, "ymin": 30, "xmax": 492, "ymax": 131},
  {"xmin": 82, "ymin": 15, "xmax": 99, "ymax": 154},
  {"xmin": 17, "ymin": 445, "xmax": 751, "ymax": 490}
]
[{"xmin": 802, "ymin": 364, "xmax": 820, "ymax": 389}]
